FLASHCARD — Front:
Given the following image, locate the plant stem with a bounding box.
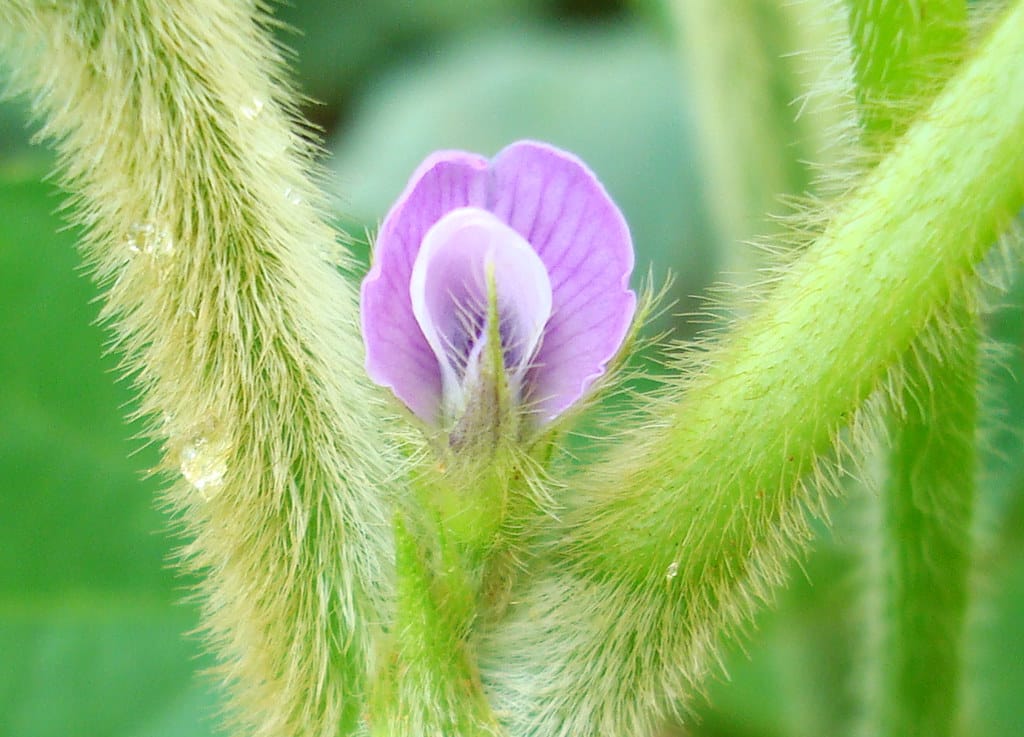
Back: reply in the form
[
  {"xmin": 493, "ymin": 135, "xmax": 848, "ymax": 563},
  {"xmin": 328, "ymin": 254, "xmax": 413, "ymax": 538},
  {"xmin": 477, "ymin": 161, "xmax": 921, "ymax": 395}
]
[
  {"xmin": 849, "ymin": 0, "xmax": 967, "ymax": 142},
  {"xmin": 368, "ymin": 519, "xmax": 501, "ymax": 736},
  {"xmin": 480, "ymin": 3, "xmax": 1024, "ymax": 733},
  {"xmin": 0, "ymin": 3, "xmax": 397, "ymax": 736},
  {"xmin": 870, "ymin": 315, "xmax": 977, "ymax": 736},
  {"xmin": 846, "ymin": 1, "xmax": 975, "ymax": 735},
  {"xmin": 588, "ymin": 0, "xmax": 1018, "ymax": 590}
]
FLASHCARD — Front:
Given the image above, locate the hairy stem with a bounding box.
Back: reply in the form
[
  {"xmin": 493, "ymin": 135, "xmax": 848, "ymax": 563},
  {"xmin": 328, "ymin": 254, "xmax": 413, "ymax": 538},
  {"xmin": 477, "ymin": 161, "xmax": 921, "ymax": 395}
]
[
  {"xmin": 0, "ymin": 2, "xmax": 397, "ymax": 736},
  {"xmin": 480, "ymin": 3, "xmax": 1024, "ymax": 734},
  {"xmin": 849, "ymin": 0, "xmax": 967, "ymax": 142},
  {"xmin": 590, "ymin": 0, "xmax": 1017, "ymax": 599},
  {"xmin": 870, "ymin": 315, "xmax": 977, "ymax": 736},
  {"xmin": 847, "ymin": 1, "xmax": 975, "ymax": 735},
  {"xmin": 368, "ymin": 519, "xmax": 501, "ymax": 736}
]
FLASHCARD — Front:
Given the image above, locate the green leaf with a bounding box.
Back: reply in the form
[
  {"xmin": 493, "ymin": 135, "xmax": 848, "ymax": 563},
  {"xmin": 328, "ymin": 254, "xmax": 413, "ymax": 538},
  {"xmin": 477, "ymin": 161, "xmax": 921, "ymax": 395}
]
[
  {"xmin": 272, "ymin": 0, "xmax": 546, "ymax": 105},
  {"xmin": 0, "ymin": 173, "xmax": 216, "ymax": 737}
]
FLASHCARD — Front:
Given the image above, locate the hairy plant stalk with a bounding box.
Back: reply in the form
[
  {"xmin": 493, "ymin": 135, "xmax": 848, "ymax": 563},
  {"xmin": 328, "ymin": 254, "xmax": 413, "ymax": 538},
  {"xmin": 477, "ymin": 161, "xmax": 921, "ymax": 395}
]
[
  {"xmin": 849, "ymin": 0, "xmax": 967, "ymax": 143},
  {"xmin": 0, "ymin": 2, "xmax": 396, "ymax": 736},
  {"xmin": 4, "ymin": 1, "xmax": 1023, "ymax": 735},
  {"xmin": 846, "ymin": 1, "xmax": 977, "ymax": 735},
  {"xmin": 867, "ymin": 316, "xmax": 978, "ymax": 736},
  {"xmin": 368, "ymin": 519, "xmax": 503, "ymax": 736},
  {"xmin": 479, "ymin": 3, "xmax": 1024, "ymax": 734},
  {"xmin": 585, "ymin": 0, "xmax": 1020, "ymax": 599}
]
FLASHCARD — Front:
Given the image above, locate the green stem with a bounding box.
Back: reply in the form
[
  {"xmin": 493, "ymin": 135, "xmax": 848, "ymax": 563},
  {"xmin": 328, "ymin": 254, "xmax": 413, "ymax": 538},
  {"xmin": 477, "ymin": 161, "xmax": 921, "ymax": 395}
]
[
  {"xmin": 587, "ymin": 0, "xmax": 1018, "ymax": 588},
  {"xmin": 0, "ymin": 3, "xmax": 397, "ymax": 736},
  {"xmin": 480, "ymin": 3, "xmax": 1024, "ymax": 733},
  {"xmin": 871, "ymin": 317, "xmax": 977, "ymax": 736},
  {"xmin": 847, "ymin": 2, "xmax": 975, "ymax": 735},
  {"xmin": 369, "ymin": 519, "xmax": 501, "ymax": 737},
  {"xmin": 849, "ymin": 0, "xmax": 967, "ymax": 141}
]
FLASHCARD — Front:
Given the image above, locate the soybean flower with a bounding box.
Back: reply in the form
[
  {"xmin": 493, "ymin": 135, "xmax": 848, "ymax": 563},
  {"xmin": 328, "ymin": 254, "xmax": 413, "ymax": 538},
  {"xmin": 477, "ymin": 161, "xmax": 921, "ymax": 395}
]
[{"xmin": 360, "ymin": 140, "xmax": 635, "ymax": 435}]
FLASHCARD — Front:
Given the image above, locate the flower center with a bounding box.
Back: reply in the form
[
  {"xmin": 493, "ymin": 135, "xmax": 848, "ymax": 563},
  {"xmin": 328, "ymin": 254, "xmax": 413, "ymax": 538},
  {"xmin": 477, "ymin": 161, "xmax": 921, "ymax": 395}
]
[{"xmin": 409, "ymin": 207, "xmax": 552, "ymax": 425}]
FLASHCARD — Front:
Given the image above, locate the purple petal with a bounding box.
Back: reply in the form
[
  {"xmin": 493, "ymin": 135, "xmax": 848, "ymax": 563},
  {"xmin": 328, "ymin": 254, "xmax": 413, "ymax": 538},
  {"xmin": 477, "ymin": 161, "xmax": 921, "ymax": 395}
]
[
  {"xmin": 361, "ymin": 140, "xmax": 635, "ymax": 427},
  {"xmin": 488, "ymin": 141, "xmax": 635, "ymax": 420},
  {"xmin": 361, "ymin": 151, "xmax": 489, "ymax": 422},
  {"xmin": 410, "ymin": 207, "xmax": 552, "ymax": 419}
]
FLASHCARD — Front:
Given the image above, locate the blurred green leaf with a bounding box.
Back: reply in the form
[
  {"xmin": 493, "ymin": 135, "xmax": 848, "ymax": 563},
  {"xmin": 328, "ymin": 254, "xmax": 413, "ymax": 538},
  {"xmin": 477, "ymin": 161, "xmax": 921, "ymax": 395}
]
[
  {"xmin": 0, "ymin": 609, "xmax": 216, "ymax": 737},
  {"xmin": 0, "ymin": 174, "xmax": 215, "ymax": 737},
  {"xmin": 273, "ymin": 0, "xmax": 546, "ymax": 106},
  {"xmin": 1, "ymin": 92, "xmax": 48, "ymax": 176}
]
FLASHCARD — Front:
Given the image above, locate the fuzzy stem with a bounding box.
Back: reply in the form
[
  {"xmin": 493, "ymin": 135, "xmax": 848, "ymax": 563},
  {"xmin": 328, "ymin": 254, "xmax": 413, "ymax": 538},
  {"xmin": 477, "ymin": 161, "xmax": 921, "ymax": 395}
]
[
  {"xmin": 0, "ymin": 3, "xmax": 397, "ymax": 736},
  {"xmin": 847, "ymin": 2, "xmax": 976, "ymax": 735},
  {"xmin": 849, "ymin": 0, "xmax": 967, "ymax": 142},
  {"xmin": 870, "ymin": 317, "xmax": 977, "ymax": 736},
  {"xmin": 587, "ymin": 0, "xmax": 1019, "ymax": 593},
  {"xmin": 368, "ymin": 519, "xmax": 502, "ymax": 736},
  {"xmin": 480, "ymin": 3, "xmax": 1024, "ymax": 733}
]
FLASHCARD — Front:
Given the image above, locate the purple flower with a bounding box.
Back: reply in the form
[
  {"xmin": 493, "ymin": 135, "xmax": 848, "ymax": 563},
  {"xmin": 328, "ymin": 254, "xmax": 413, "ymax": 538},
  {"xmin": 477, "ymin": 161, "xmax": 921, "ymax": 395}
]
[{"xmin": 360, "ymin": 140, "xmax": 635, "ymax": 431}]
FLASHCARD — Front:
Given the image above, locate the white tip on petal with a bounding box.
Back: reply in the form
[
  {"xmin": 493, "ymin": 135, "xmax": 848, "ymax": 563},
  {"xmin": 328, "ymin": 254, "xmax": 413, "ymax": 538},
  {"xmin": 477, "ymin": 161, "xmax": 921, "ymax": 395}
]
[{"xmin": 410, "ymin": 207, "xmax": 552, "ymax": 421}]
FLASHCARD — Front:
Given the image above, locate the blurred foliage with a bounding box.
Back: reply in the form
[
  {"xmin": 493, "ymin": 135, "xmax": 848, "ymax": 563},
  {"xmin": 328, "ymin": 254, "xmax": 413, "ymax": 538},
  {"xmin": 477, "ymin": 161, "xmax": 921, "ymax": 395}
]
[
  {"xmin": 273, "ymin": 0, "xmax": 633, "ymax": 120},
  {"xmin": 0, "ymin": 175, "xmax": 219, "ymax": 737},
  {"xmin": 0, "ymin": 1, "xmax": 1022, "ymax": 736}
]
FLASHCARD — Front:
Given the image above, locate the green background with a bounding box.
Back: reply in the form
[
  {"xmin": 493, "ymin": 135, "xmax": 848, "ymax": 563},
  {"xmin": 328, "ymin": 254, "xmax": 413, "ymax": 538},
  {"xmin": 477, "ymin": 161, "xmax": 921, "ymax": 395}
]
[{"xmin": 1, "ymin": 2, "xmax": 1021, "ymax": 735}]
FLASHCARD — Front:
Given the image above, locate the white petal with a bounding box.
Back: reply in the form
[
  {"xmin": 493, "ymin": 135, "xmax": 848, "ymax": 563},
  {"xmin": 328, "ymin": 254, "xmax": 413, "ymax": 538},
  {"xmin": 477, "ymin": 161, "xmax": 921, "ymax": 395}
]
[{"xmin": 409, "ymin": 207, "xmax": 552, "ymax": 420}]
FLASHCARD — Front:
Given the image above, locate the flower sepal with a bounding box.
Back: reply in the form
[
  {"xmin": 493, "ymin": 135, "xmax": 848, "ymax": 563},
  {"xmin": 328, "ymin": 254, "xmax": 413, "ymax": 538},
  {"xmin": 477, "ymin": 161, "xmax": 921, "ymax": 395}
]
[{"xmin": 412, "ymin": 437, "xmax": 520, "ymax": 565}]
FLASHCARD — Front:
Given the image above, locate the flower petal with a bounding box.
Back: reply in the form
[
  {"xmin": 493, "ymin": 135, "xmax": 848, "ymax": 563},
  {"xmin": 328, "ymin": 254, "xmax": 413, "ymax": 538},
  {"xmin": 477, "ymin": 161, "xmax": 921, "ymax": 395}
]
[
  {"xmin": 410, "ymin": 207, "xmax": 552, "ymax": 420},
  {"xmin": 488, "ymin": 141, "xmax": 635, "ymax": 420},
  {"xmin": 361, "ymin": 151, "xmax": 489, "ymax": 421},
  {"xmin": 362, "ymin": 140, "xmax": 635, "ymax": 426}
]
